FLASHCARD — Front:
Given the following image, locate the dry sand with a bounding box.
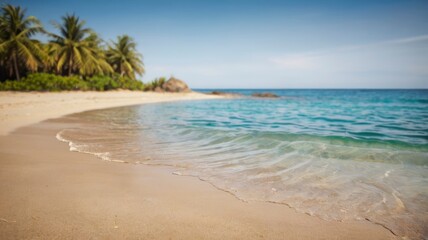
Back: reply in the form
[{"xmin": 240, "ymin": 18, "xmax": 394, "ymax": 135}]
[{"xmin": 0, "ymin": 91, "xmax": 396, "ymax": 239}]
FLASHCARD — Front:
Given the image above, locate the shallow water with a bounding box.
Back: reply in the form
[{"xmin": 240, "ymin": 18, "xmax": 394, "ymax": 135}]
[{"xmin": 57, "ymin": 89, "xmax": 428, "ymax": 239}]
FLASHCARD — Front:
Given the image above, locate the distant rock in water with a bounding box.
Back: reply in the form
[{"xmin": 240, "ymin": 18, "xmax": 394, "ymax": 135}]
[
  {"xmin": 211, "ymin": 91, "xmax": 243, "ymax": 97},
  {"xmin": 251, "ymin": 92, "xmax": 279, "ymax": 98},
  {"xmin": 162, "ymin": 77, "xmax": 191, "ymax": 92}
]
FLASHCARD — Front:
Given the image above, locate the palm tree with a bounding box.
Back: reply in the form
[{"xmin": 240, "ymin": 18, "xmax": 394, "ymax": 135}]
[
  {"xmin": 106, "ymin": 35, "xmax": 144, "ymax": 79},
  {"xmin": 0, "ymin": 5, "xmax": 43, "ymax": 80},
  {"xmin": 40, "ymin": 42, "xmax": 59, "ymax": 74},
  {"xmin": 49, "ymin": 14, "xmax": 111, "ymax": 77},
  {"xmin": 80, "ymin": 32, "xmax": 112, "ymax": 76}
]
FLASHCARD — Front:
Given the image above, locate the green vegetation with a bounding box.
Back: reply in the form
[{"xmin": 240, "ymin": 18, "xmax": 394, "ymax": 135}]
[
  {"xmin": 0, "ymin": 73, "xmax": 86, "ymax": 91},
  {"xmin": 0, "ymin": 4, "xmax": 148, "ymax": 91},
  {"xmin": 145, "ymin": 77, "xmax": 166, "ymax": 91},
  {"xmin": 0, "ymin": 5, "xmax": 43, "ymax": 81},
  {"xmin": 0, "ymin": 73, "xmax": 145, "ymax": 91},
  {"xmin": 48, "ymin": 14, "xmax": 113, "ymax": 77},
  {"xmin": 106, "ymin": 35, "xmax": 144, "ymax": 79}
]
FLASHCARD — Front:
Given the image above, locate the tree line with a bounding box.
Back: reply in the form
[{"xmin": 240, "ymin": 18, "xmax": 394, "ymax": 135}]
[{"xmin": 0, "ymin": 4, "xmax": 145, "ymax": 84}]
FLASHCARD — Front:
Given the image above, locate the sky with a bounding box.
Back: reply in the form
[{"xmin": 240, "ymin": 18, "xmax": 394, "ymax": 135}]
[{"xmin": 4, "ymin": 0, "xmax": 428, "ymax": 88}]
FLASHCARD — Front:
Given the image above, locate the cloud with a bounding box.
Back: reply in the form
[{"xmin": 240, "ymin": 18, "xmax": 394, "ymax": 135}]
[
  {"xmin": 269, "ymin": 34, "xmax": 428, "ymax": 70},
  {"xmin": 385, "ymin": 34, "xmax": 428, "ymax": 44},
  {"xmin": 144, "ymin": 34, "xmax": 428, "ymax": 88},
  {"xmin": 146, "ymin": 62, "xmax": 266, "ymax": 79},
  {"xmin": 269, "ymin": 55, "xmax": 315, "ymax": 70}
]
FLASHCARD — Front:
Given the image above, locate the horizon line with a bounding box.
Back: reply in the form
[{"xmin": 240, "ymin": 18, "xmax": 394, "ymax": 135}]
[{"xmin": 193, "ymin": 88, "xmax": 428, "ymax": 90}]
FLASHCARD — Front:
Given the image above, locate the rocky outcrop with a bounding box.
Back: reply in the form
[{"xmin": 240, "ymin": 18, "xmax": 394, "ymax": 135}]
[
  {"xmin": 162, "ymin": 77, "xmax": 191, "ymax": 92},
  {"xmin": 251, "ymin": 92, "xmax": 279, "ymax": 98},
  {"xmin": 154, "ymin": 86, "xmax": 164, "ymax": 92}
]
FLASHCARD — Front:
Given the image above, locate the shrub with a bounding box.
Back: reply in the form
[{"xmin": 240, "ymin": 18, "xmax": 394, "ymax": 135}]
[
  {"xmin": 0, "ymin": 73, "xmax": 145, "ymax": 91},
  {"xmin": 145, "ymin": 77, "xmax": 166, "ymax": 91},
  {"xmin": 87, "ymin": 75, "xmax": 119, "ymax": 91},
  {"xmin": 116, "ymin": 75, "xmax": 145, "ymax": 91},
  {"xmin": 0, "ymin": 73, "xmax": 88, "ymax": 91}
]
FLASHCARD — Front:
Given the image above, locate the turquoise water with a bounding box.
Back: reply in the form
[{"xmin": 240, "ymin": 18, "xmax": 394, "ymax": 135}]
[{"xmin": 58, "ymin": 89, "xmax": 428, "ymax": 239}]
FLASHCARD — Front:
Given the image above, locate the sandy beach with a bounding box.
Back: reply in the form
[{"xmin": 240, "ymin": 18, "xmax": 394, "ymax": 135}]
[{"xmin": 0, "ymin": 91, "xmax": 396, "ymax": 239}]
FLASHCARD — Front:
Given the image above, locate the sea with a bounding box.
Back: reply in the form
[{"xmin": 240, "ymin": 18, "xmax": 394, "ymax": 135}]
[{"xmin": 56, "ymin": 89, "xmax": 428, "ymax": 239}]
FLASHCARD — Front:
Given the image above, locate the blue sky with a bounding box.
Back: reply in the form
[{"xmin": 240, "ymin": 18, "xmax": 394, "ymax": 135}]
[{"xmin": 5, "ymin": 0, "xmax": 428, "ymax": 88}]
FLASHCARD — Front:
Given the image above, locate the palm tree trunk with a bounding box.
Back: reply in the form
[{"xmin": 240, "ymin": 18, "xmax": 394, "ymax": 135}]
[
  {"xmin": 119, "ymin": 63, "xmax": 124, "ymax": 77},
  {"xmin": 12, "ymin": 52, "xmax": 20, "ymax": 81},
  {"xmin": 68, "ymin": 57, "xmax": 72, "ymax": 76}
]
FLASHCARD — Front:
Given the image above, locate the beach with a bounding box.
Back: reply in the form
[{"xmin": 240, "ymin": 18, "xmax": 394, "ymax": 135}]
[
  {"xmin": 0, "ymin": 91, "xmax": 223, "ymax": 136},
  {"xmin": 0, "ymin": 91, "xmax": 397, "ymax": 239}
]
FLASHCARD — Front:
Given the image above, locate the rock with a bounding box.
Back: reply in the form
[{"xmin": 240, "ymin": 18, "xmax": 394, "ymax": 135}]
[
  {"xmin": 154, "ymin": 86, "xmax": 164, "ymax": 92},
  {"xmin": 251, "ymin": 92, "xmax": 279, "ymax": 98},
  {"xmin": 211, "ymin": 91, "xmax": 223, "ymax": 95},
  {"xmin": 211, "ymin": 91, "xmax": 243, "ymax": 97},
  {"xmin": 162, "ymin": 77, "xmax": 191, "ymax": 92}
]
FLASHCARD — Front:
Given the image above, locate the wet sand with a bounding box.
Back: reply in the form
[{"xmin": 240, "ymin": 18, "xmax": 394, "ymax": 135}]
[{"xmin": 0, "ymin": 92, "xmax": 396, "ymax": 239}]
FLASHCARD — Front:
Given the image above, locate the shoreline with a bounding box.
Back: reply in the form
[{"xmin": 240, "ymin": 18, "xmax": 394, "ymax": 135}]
[
  {"xmin": 0, "ymin": 91, "xmax": 223, "ymax": 136},
  {"xmin": 0, "ymin": 91, "xmax": 396, "ymax": 239}
]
